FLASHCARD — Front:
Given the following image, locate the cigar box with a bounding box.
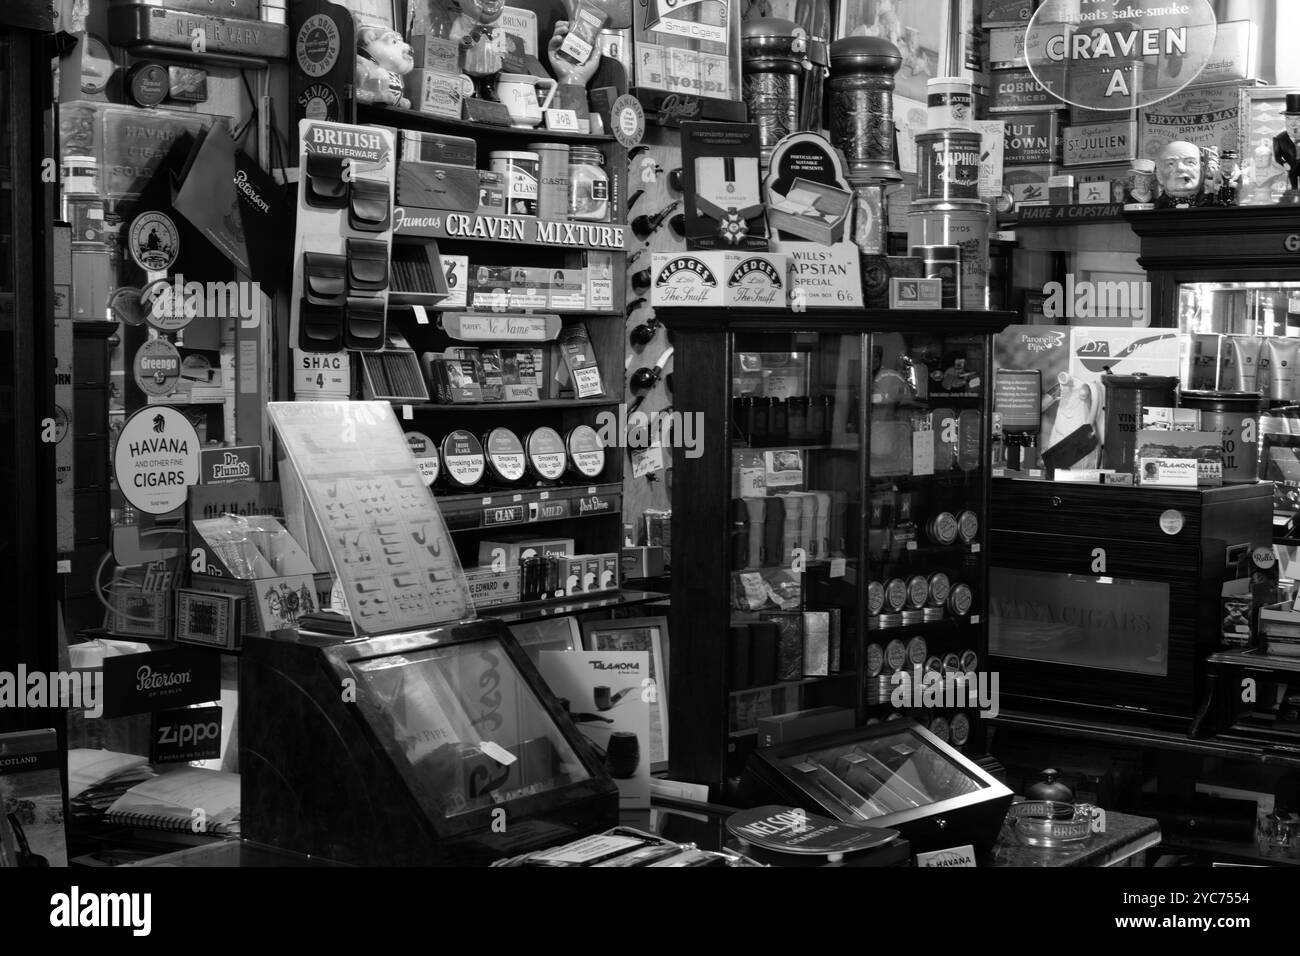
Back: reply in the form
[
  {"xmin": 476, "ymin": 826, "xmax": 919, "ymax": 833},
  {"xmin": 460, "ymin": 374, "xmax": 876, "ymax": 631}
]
[
  {"xmin": 1003, "ymin": 111, "xmax": 1066, "ymax": 165},
  {"xmin": 766, "ymin": 178, "xmax": 852, "ymax": 245},
  {"xmin": 399, "ymin": 130, "xmax": 476, "ymax": 166},
  {"xmin": 406, "ymin": 69, "xmax": 471, "ymax": 120},
  {"xmin": 396, "ymin": 159, "xmax": 479, "ymax": 212}
]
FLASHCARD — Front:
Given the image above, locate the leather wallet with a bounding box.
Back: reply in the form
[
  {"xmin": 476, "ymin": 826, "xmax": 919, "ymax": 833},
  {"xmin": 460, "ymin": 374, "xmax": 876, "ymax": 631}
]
[
  {"xmin": 345, "ymin": 296, "xmax": 386, "ymax": 351},
  {"xmin": 348, "ymin": 178, "xmax": 391, "ymax": 232},
  {"xmin": 298, "ymin": 299, "xmax": 344, "ymax": 352},
  {"xmin": 346, "ymin": 237, "xmax": 389, "ymax": 292},
  {"xmin": 304, "ymin": 152, "xmax": 348, "ymax": 208},
  {"xmin": 302, "ymin": 251, "xmax": 347, "ymax": 304}
]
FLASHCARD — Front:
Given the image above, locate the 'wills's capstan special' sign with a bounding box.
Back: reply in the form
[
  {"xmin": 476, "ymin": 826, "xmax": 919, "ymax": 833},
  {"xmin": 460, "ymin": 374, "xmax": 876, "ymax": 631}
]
[
  {"xmin": 1023, "ymin": 0, "xmax": 1219, "ymax": 111},
  {"xmin": 102, "ymin": 649, "xmax": 221, "ymax": 719}
]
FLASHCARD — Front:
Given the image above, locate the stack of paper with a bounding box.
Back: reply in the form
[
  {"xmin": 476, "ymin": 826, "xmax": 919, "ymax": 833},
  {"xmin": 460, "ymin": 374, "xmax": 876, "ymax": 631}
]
[
  {"xmin": 68, "ymin": 749, "xmax": 155, "ymax": 825},
  {"xmin": 106, "ymin": 767, "xmax": 240, "ymax": 837}
]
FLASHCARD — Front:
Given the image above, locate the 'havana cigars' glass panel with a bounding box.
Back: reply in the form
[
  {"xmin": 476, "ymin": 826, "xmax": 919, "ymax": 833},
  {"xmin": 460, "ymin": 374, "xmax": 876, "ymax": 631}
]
[
  {"xmin": 351, "ymin": 640, "xmax": 590, "ymax": 817},
  {"xmin": 989, "ymin": 567, "xmax": 1170, "ymax": 676}
]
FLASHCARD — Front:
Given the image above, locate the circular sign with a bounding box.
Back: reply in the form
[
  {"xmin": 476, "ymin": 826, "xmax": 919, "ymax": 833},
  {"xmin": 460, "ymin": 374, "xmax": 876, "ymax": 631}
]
[
  {"xmin": 109, "ymin": 286, "xmax": 148, "ymax": 326},
  {"xmin": 141, "ymin": 278, "xmax": 195, "ymax": 332},
  {"xmin": 405, "ymin": 431, "xmax": 441, "ymax": 487},
  {"xmin": 1025, "ymin": 0, "xmax": 1218, "ymax": 112},
  {"xmin": 611, "ymin": 94, "xmax": 645, "ymax": 149},
  {"xmin": 129, "ymin": 211, "xmax": 180, "ymax": 273},
  {"xmin": 113, "ymin": 406, "xmax": 200, "ymax": 515},
  {"xmin": 132, "ymin": 338, "xmax": 181, "ymax": 396},
  {"xmin": 80, "ymin": 34, "xmax": 115, "ymax": 95},
  {"xmin": 298, "ymin": 82, "xmax": 340, "ymax": 121},
  {"xmin": 1159, "ymin": 509, "xmax": 1185, "ymax": 536},
  {"xmin": 297, "ymin": 13, "xmax": 341, "ymax": 78},
  {"xmin": 127, "ymin": 62, "xmax": 169, "ymax": 107}
]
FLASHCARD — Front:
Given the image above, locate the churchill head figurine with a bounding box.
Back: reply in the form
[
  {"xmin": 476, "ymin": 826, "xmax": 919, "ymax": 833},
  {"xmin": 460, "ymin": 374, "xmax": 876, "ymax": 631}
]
[
  {"xmin": 1157, "ymin": 140, "xmax": 1203, "ymax": 199},
  {"xmin": 1273, "ymin": 93, "xmax": 1300, "ymax": 199}
]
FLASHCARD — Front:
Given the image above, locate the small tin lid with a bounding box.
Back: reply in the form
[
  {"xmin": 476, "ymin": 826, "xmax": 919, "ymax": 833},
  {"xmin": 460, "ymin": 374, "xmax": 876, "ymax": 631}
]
[
  {"xmin": 924, "ymin": 655, "xmax": 943, "ymax": 674},
  {"xmin": 942, "ymin": 652, "xmax": 960, "ymax": 673},
  {"xmin": 865, "ymin": 643, "xmax": 885, "ymax": 677},
  {"xmin": 128, "ymin": 62, "xmax": 169, "ymax": 107},
  {"xmin": 527, "ymin": 141, "xmax": 572, "ymax": 153},
  {"xmin": 829, "ymin": 35, "xmax": 903, "ymax": 72},
  {"xmin": 741, "ymin": 17, "xmax": 805, "ymax": 54},
  {"xmin": 1180, "ymin": 389, "xmax": 1267, "ymax": 411},
  {"xmin": 960, "ymin": 649, "xmax": 979, "ymax": 673},
  {"xmin": 867, "ymin": 580, "xmax": 886, "ymax": 616},
  {"xmin": 948, "ymin": 583, "xmax": 973, "ymax": 617},
  {"xmin": 929, "ymin": 716, "xmax": 951, "ymax": 743},
  {"xmin": 885, "ymin": 578, "xmax": 908, "ymax": 612},
  {"xmin": 483, "ymin": 426, "xmax": 526, "ymax": 483},
  {"xmin": 906, "ymin": 636, "xmax": 928, "ymax": 666},
  {"xmin": 906, "ymin": 575, "xmax": 929, "ymax": 609},
  {"xmin": 405, "ymin": 431, "xmax": 441, "ymax": 487},
  {"xmin": 957, "ymin": 510, "xmax": 979, "ymax": 543},
  {"xmin": 931, "ymin": 512, "xmax": 958, "ymax": 544},
  {"xmin": 884, "ymin": 639, "xmax": 907, "ymax": 671},
  {"xmin": 566, "ymin": 425, "xmax": 607, "ymax": 478},
  {"xmin": 525, "ymin": 426, "xmax": 568, "ymax": 481},
  {"xmin": 951, "ymin": 712, "xmax": 971, "ymax": 746},
  {"xmin": 928, "ymin": 571, "xmax": 951, "ymax": 605},
  {"xmin": 440, "ymin": 429, "xmax": 486, "ymax": 488}
]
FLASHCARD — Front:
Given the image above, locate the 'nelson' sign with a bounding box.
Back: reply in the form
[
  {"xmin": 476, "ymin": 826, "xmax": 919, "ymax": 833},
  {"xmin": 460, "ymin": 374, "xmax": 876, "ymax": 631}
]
[{"xmin": 1024, "ymin": 0, "xmax": 1218, "ymax": 112}]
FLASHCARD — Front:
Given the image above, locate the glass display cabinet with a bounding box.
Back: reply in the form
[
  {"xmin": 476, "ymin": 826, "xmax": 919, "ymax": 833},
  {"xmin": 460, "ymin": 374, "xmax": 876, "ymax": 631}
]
[{"xmin": 662, "ymin": 308, "xmax": 1013, "ymax": 794}]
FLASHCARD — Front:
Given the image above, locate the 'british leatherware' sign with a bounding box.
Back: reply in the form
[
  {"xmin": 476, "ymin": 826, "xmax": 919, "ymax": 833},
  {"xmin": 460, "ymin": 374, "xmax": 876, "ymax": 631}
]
[{"xmin": 1024, "ymin": 0, "xmax": 1218, "ymax": 111}]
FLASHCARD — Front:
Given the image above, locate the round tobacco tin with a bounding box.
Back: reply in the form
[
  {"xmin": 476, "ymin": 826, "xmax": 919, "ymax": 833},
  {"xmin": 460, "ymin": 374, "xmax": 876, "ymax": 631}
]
[
  {"xmin": 867, "ymin": 580, "xmax": 886, "ymax": 616},
  {"xmin": 922, "ymin": 607, "xmax": 944, "ymax": 622},
  {"xmin": 957, "ymin": 509, "xmax": 979, "ymax": 543},
  {"xmin": 885, "ymin": 577, "xmax": 908, "ymax": 612},
  {"xmin": 929, "ymin": 716, "xmax": 951, "ymax": 743},
  {"xmin": 865, "ymin": 643, "xmax": 885, "ymax": 677},
  {"xmin": 878, "ymin": 613, "xmax": 903, "ymax": 629},
  {"xmin": 948, "ymin": 583, "xmax": 973, "ymax": 617},
  {"xmin": 109, "ymin": 286, "xmax": 148, "ymax": 327},
  {"xmin": 906, "ymin": 636, "xmax": 928, "ymax": 666},
  {"xmin": 483, "ymin": 427, "xmax": 526, "ymax": 484},
  {"xmin": 942, "ymin": 652, "xmax": 961, "ymax": 673},
  {"xmin": 929, "ymin": 511, "xmax": 958, "ymax": 545},
  {"xmin": 907, "ymin": 574, "xmax": 929, "ymax": 609},
  {"xmin": 566, "ymin": 424, "xmax": 607, "ymax": 479},
  {"xmin": 901, "ymin": 610, "xmax": 924, "ymax": 626},
  {"xmin": 960, "ymin": 649, "xmax": 979, "ymax": 673},
  {"xmin": 525, "ymin": 426, "xmax": 567, "ymax": 481},
  {"xmin": 924, "ymin": 655, "xmax": 943, "ymax": 674},
  {"xmin": 928, "ymin": 571, "xmax": 951, "ymax": 606},
  {"xmin": 405, "ymin": 431, "xmax": 440, "ymax": 486},
  {"xmin": 80, "ymin": 34, "xmax": 115, "ymax": 95},
  {"xmin": 128, "ymin": 62, "xmax": 169, "ymax": 107},
  {"xmin": 132, "ymin": 338, "xmax": 181, "ymax": 396},
  {"xmin": 884, "ymin": 639, "xmax": 907, "ymax": 672},
  {"xmin": 951, "ymin": 712, "xmax": 971, "ymax": 746},
  {"xmin": 440, "ymin": 429, "xmax": 486, "ymax": 489}
]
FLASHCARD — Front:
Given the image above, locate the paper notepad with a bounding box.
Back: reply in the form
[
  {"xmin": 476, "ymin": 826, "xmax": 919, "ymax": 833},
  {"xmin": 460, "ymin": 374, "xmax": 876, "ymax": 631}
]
[{"xmin": 105, "ymin": 768, "xmax": 240, "ymax": 835}]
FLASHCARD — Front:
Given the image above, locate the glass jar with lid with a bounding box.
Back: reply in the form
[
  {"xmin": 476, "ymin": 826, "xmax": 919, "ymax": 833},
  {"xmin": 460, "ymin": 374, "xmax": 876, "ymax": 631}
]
[{"xmin": 569, "ymin": 146, "xmax": 610, "ymax": 222}]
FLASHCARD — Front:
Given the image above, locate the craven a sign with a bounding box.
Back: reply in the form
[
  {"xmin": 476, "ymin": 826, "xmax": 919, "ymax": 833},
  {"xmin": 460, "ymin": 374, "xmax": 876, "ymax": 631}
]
[{"xmin": 1024, "ymin": 0, "xmax": 1218, "ymax": 112}]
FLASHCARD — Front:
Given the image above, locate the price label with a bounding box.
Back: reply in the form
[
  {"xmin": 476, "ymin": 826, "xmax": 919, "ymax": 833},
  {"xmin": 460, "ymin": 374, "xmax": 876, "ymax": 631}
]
[
  {"xmin": 829, "ymin": 557, "xmax": 847, "ymax": 579},
  {"xmin": 544, "ymin": 108, "xmax": 581, "ymax": 132},
  {"xmin": 484, "ymin": 504, "xmax": 526, "ymax": 526},
  {"xmin": 912, "ymin": 427, "xmax": 935, "ymax": 477},
  {"xmin": 413, "ymin": 305, "xmax": 429, "ymax": 325}
]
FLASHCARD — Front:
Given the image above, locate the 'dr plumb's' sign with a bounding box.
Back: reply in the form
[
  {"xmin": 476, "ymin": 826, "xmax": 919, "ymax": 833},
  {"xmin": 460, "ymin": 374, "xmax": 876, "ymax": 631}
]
[{"xmin": 1024, "ymin": 0, "xmax": 1218, "ymax": 112}]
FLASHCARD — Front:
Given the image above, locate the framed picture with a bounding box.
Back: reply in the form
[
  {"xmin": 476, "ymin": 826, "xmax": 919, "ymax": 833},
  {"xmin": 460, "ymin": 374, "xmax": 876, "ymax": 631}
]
[
  {"xmin": 582, "ymin": 617, "xmax": 669, "ymax": 770},
  {"xmin": 1238, "ymin": 88, "xmax": 1297, "ymax": 206},
  {"xmin": 834, "ymin": 0, "xmax": 944, "ymax": 102}
]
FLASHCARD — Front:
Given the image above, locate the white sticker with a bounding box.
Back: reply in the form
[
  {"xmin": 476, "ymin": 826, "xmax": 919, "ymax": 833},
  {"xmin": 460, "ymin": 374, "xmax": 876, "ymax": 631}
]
[
  {"xmin": 830, "ymin": 557, "xmax": 847, "ymax": 579},
  {"xmin": 480, "ymin": 741, "xmax": 518, "ymax": 766},
  {"xmin": 544, "ymin": 108, "xmax": 581, "ymax": 132},
  {"xmin": 1159, "ymin": 509, "xmax": 1185, "ymax": 535},
  {"xmin": 915, "ymin": 845, "xmax": 977, "ymax": 867},
  {"xmin": 912, "ymin": 428, "xmax": 935, "ymax": 477},
  {"xmin": 402, "ymin": 405, "xmax": 413, "ymax": 420},
  {"xmin": 56, "ymin": 559, "xmax": 71, "ymax": 574},
  {"xmin": 413, "ymin": 304, "xmax": 429, "ymax": 325}
]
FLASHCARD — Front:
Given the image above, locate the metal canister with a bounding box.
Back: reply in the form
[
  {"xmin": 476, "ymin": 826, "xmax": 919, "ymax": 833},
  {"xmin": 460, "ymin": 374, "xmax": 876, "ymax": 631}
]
[
  {"xmin": 741, "ymin": 19, "xmax": 809, "ymax": 167},
  {"xmin": 1101, "ymin": 374, "xmax": 1181, "ymax": 474},
  {"xmin": 529, "ymin": 142, "xmax": 571, "ymax": 221},
  {"xmin": 915, "ymin": 130, "xmax": 982, "ymax": 202},
  {"xmin": 1179, "ymin": 390, "xmax": 1267, "ymax": 483},
  {"xmin": 907, "ymin": 199, "xmax": 992, "ymax": 311},
  {"xmin": 828, "ymin": 35, "xmax": 903, "ymax": 185},
  {"xmin": 911, "ymin": 244, "xmax": 961, "ymax": 308}
]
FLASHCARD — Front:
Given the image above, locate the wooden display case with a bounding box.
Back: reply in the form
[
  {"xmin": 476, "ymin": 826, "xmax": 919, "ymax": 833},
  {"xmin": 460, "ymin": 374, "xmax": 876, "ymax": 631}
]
[{"xmin": 661, "ymin": 307, "xmax": 1013, "ymax": 793}]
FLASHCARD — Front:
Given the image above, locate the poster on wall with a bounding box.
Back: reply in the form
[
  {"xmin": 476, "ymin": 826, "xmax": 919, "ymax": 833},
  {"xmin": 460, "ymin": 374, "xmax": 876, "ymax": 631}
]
[{"xmin": 834, "ymin": 0, "xmax": 943, "ymax": 102}]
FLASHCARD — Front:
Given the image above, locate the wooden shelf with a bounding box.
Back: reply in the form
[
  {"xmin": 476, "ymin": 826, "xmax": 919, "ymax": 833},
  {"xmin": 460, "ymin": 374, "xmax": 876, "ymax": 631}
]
[
  {"xmin": 389, "ymin": 398, "xmax": 614, "ymax": 413},
  {"xmin": 479, "ymin": 588, "xmax": 667, "ymax": 624},
  {"xmin": 435, "ymin": 482, "xmax": 621, "ymax": 532},
  {"xmin": 358, "ymin": 103, "xmax": 616, "ymax": 145}
]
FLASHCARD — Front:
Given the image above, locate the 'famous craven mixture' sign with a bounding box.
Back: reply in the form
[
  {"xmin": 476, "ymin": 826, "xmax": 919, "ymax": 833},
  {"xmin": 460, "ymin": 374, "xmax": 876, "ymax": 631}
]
[{"xmin": 1024, "ymin": 0, "xmax": 1218, "ymax": 112}]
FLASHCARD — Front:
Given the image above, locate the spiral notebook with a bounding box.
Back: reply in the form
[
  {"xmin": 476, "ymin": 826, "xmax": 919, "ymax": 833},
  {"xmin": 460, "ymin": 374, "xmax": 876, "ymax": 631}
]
[{"xmin": 105, "ymin": 768, "xmax": 240, "ymax": 836}]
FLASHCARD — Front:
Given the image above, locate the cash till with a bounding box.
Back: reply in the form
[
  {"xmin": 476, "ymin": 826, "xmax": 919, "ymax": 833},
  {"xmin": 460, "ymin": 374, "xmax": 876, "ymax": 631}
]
[{"xmin": 240, "ymin": 617, "xmax": 619, "ymax": 866}]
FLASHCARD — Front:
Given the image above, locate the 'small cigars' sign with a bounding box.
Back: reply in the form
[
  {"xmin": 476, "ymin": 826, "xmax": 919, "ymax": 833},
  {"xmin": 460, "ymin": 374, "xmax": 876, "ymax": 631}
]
[
  {"xmin": 1022, "ymin": 0, "xmax": 1219, "ymax": 111},
  {"xmin": 393, "ymin": 209, "xmax": 627, "ymax": 251}
]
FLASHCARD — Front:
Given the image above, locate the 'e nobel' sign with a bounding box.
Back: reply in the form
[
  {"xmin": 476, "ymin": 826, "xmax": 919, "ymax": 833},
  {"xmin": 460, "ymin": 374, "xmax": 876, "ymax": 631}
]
[{"xmin": 1024, "ymin": 0, "xmax": 1218, "ymax": 112}]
